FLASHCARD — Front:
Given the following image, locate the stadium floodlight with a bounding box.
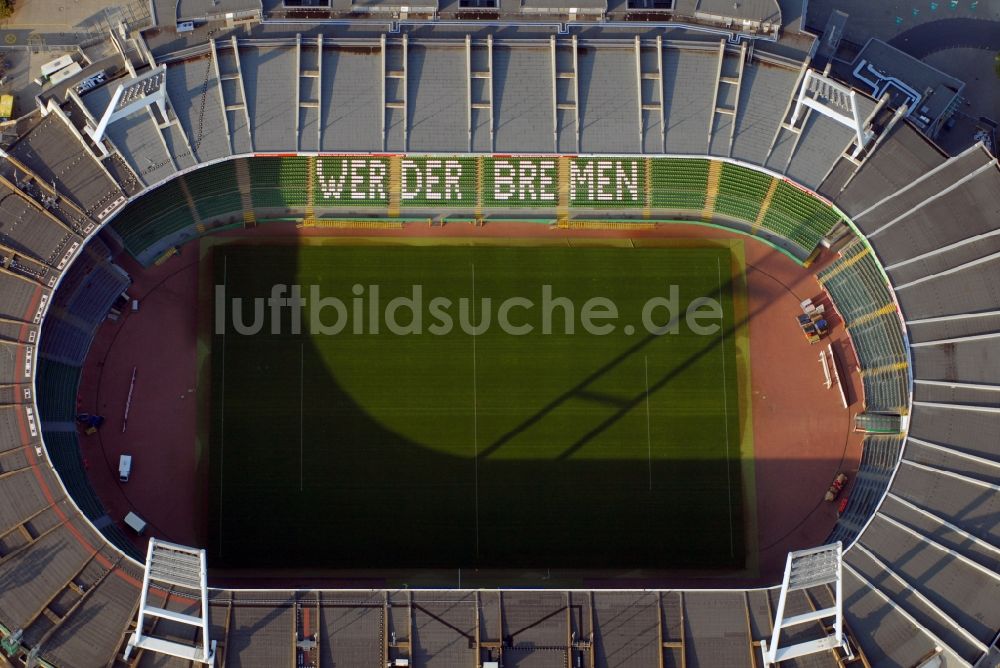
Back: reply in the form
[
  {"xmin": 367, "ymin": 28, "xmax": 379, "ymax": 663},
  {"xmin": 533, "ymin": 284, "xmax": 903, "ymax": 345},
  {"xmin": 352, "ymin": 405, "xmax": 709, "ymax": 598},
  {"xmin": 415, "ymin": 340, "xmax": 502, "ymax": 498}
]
[
  {"xmin": 760, "ymin": 542, "xmax": 852, "ymax": 666},
  {"xmin": 124, "ymin": 538, "xmax": 216, "ymax": 665},
  {"xmin": 791, "ymin": 70, "xmax": 873, "ymax": 159},
  {"xmin": 84, "ymin": 65, "xmax": 167, "ymax": 149}
]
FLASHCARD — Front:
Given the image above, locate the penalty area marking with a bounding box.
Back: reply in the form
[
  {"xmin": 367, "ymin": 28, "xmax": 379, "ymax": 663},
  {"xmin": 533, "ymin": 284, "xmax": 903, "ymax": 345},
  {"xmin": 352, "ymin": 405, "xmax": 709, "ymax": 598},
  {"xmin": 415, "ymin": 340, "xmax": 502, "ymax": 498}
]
[{"xmin": 716, "ymin": 255, "xmax": 735, "ymax": 560}]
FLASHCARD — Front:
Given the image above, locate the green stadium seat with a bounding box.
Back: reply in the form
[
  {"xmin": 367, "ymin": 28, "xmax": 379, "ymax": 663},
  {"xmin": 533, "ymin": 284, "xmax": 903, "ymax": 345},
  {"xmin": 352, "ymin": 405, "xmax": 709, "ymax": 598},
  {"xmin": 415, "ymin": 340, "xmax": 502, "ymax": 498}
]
[
  {"xmin": 35, "ymin": 359, "xmax": 81, "ymax": 422},
  {"xmin": 818, "ymin": 238, "xmax": 909, "ymax": 413},
  {"xmin": 111, "ymin": 180, "xmax": 194, "ymax": 258},
  {"xmin": 43, "ymin": 430, "xmax": 106, "ymax": 522},
  {"xmin": 249, "ymin": 157, "xmax": 309, "ymax": 208},
  {"xmin": 714, "ymin": 163, "xmax": 771, "ymax": 223},
  {"xmin": 761, "ymin": 181, "xmax": 842, "ymax": 252},
  {"xmin": 184, "ymin": 160, "xmax": 245, "ymax": 220},
  {"xmin": 650, "ymin": 159, "xmax": 709, "ymax": 210}
]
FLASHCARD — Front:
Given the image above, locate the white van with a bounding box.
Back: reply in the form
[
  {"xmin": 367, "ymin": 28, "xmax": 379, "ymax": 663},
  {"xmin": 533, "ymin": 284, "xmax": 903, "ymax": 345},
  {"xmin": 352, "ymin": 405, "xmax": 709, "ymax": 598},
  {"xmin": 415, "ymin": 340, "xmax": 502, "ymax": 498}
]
[
  {"xmin": 119, "ymin": 454, "xmax": 132, "ymax": 482},
  {"xmin": 124, "ymin": 511, "xmax": 147, "ymax": 534}
]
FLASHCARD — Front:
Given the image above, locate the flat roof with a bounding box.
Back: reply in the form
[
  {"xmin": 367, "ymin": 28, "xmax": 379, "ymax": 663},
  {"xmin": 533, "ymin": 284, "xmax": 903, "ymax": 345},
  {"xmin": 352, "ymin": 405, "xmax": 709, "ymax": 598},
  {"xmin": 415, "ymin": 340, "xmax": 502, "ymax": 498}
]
[
  {"xmin": 851, "ymin": 38, "xmax": 964, "ymax": 125},
  {"xmin": 176, "ymin": 0, "xmax": 262, "ymax": 21},
  {"xmin": 679, "ymin": 0, "xmax": 780, "ymax": 24},
  {"xmin": 520, "ymin": 0, "xmax": 607, "ymax": 9}
]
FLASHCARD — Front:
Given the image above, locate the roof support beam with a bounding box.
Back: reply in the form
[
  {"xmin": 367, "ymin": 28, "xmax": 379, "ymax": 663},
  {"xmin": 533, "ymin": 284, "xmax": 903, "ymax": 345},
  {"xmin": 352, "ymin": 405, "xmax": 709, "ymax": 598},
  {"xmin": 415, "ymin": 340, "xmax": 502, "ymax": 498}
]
[
  {"xmin": 895, "ymin": 250, "xmax": 1000, "ymax": 291},
  {"xmin": 229, "ymin": 36, "xmax": 254, "ymax": 152},
  {"xmin": 380, "ymin": 34, "xmax": 387, "ymax": 151},
  {"xmin": 914, "ymin": 378, "xmax": 1000, "ymax": 392},
  {"xmin": 854, "ymin": 144, "xmax": 989, "ymax": 221},
  {"xmin": 209, "ymin": 39, "xmax": 234, "ymax": 156},
  {"xmin": 466, "ymin": 35, "xmax": 473, "ymax": 153},
  {"xmin": 0, "ymin": 513, "xmax": 81, "ymax": 568},
  {"xmin": 402, "ymin": 34, "xmax": 409, "ymax": 152},
  {"xmin": 380, "ymin": 35, "xmax": 408, "ymax": 151},
  {"xmin": 571, "ymin": 36, "xmax": 580, "ymax": 152},
  {"xmin": 841, "ymin": 563, "xmax": 958, "ymax": 663},
  {"xmin": 765, "ymin": 59, "xmax": 809, "ymax": 164},
  {"xmin": 901, "ymin": 457, "xmax": 1000, "ymax": 491},
  {"xmin": 907, "ymin": 309, "xmax": 1000, "ymax": 325},
  {"xmin": 148, "ymin": 105, "xmax": 178, "ymax": 172},
  {"xmin": 550, "ymin": 35, "xmax": 559, "ymax": 152},
  {"xmin": 912, "ymin": 400, "xmax": 1000, "ymax": 414},
  {"xmin": 316, "ymin": 34, "xmax": 323, "ymax": 151},
  {"xmin": 487, "ymin": 35, "xmax": 495, "ymax": 152},
  {"xmin": 728, "ymin": 43, "xmax": 747, "ymax": 156},
  {"xmin": 885, "ymin": 491, "xmax": 1000, "ymax": 556},
  {"xmin": 886, "ymin": 227, "xmax": 1000, "ymax": 271},
  {"xmin": 32, "ymin": 555, "xmax": 122, "ymax": 652},
  {"xmin": 0, "ymin": 155, "xmax": 95, "ymax": 233},
  {"xmin": 910, "ymin": 330, "xmax": 1000, "ymax": 347},
  {"xmin": 875, "ymin": 511, "xmax": 1000, "ymax": 581},
  {"xmin": 160, "ymin": 87, "xmax": 197, "ymax": 166},
  {"xmin": 19, "ymin": 550, "xmax": 95, "ymax": 632},
  {"xmin": 852, "ymin": 542, "xmax": 988, "ymax": 653},
  {"xmin": 868, "ymin": 160, "xmax": 998, "ymax": 238},
  {"xmin": 707, "ymin": 40, "xmax": 725, "ymax": 152},
  {"xmin": 295, "ymin": 33, "xmax": 301, "ymax": 152},
  {"xmin": 0, "ymin": 175, "xmax": 83, "ymax": 241},
  {"xmin": 634, "ymin": 36, "xmax": 644, "ymax": 153},
  {"xmin": 906, "ymin": 435, "xmax": 1000, "ymax": 470},
  {"xmin": 656, "ymin": 35, "xmax": 665, "ymax": 153}
]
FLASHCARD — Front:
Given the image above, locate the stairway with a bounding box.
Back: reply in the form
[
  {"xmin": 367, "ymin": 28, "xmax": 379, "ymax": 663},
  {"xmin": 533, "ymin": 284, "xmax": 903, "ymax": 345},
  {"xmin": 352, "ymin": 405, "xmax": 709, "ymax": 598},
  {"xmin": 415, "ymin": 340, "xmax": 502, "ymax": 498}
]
[
  {"xmin": 557, "ymin": 156, "xmax": 570, "ymax": 227},
  {"xmin": 387, "ymin": 156, "xmax": 401, "ymax": 218},
  {"xmin": 176, "ymin": 176, "xmax": 205, "ymax": 233},
  {"xmin": 752, "ymin": 177, "xmax": 780, "ymax": 232},
  {"xmin": 233, "ymin": 159, "xmax": 256, "ymax": 228},
  {"xmin": 702, "ymin": 160, "xmax": 722, "ymax": 221}
]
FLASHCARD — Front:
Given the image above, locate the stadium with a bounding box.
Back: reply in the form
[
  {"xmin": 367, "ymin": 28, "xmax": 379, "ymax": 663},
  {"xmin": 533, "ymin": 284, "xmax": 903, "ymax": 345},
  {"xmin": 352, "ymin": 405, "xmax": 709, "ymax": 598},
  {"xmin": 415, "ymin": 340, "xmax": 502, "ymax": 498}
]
[{"xmin": 0, "ymin": 0, "xmax": 997, "ymax": 665}]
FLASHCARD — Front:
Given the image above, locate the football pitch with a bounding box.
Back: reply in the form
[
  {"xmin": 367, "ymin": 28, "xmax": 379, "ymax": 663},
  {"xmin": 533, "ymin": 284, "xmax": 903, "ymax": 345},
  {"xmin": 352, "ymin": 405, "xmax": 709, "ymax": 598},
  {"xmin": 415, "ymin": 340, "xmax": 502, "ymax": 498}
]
[{"xmin": 202, "ymin": 239, "xmax": 753, "ymax": 573}]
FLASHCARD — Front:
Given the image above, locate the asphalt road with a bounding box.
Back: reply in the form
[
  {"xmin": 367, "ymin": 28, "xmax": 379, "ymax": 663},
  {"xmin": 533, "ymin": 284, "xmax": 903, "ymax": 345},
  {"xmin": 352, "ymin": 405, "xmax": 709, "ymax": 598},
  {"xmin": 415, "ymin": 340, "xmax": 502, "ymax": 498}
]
[{"xmin": 889, "ymin": 17, "xmax": 1000, "ymax": 57}]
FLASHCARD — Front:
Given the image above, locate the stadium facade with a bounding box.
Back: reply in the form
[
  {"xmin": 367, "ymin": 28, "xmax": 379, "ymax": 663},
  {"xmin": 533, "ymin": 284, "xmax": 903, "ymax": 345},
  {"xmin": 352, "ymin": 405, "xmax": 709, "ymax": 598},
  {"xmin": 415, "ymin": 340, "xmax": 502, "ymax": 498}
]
[{"xmin": 0, "ymin": 0, "xmax": 997, "ymax": 666}]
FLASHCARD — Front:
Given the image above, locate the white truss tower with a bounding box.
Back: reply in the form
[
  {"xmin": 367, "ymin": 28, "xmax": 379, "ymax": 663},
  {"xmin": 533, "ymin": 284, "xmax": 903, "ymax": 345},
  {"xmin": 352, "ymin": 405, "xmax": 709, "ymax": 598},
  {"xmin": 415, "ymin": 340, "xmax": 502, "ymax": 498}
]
[
  {"xmin": 791, "ymin": 69, "xmax": 873, "ymax": 159},
  {"xmin": 124, "ymin": 538, "xmax": 216, "ymax": 665},
  {"xmin": 85, "ymin": 65, "xmax": 167, "ymax": 149},
  {"xmin": 760, "ymin": 542, "xmax": 852, "ymax": 666}
]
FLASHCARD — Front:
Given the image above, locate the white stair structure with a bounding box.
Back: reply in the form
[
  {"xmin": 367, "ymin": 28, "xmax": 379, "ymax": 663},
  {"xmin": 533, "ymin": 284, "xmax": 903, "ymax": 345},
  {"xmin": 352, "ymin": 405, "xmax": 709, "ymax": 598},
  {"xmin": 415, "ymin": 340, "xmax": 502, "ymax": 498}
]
[
  {"xmin": 761, "ymin": 542, "xmax": 852, "ymax": 666},
  {"xmin": 124, "ymin": 538, "xmax": 216, "ymax": 665},
  {"xmin": 791, "ymin": 70, "xmax": 875, "ymax": 159},
  {"xmin": 84, "ymin": 65, "xmax": 167, "ymax": 151}
]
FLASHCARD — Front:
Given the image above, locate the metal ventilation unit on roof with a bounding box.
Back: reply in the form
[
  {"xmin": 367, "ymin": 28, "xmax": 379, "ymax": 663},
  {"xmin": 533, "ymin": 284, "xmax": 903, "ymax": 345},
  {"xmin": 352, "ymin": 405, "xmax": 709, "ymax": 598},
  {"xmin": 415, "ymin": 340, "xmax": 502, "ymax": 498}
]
[
  {"xmin": 760, "ymin": 542, "xmax": 853, "ymax": 666},
  {"xmin": 124, "ymin": 538, "xmax": 216, "ymax": 665}
]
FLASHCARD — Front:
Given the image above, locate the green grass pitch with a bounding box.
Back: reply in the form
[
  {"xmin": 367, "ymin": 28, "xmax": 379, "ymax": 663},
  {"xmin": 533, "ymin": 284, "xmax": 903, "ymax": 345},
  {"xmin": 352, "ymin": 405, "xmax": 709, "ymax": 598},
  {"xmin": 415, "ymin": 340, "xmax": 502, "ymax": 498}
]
[{"xmin": 205, "ymin": 241, "xmax": 750, "ymax": 573}]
